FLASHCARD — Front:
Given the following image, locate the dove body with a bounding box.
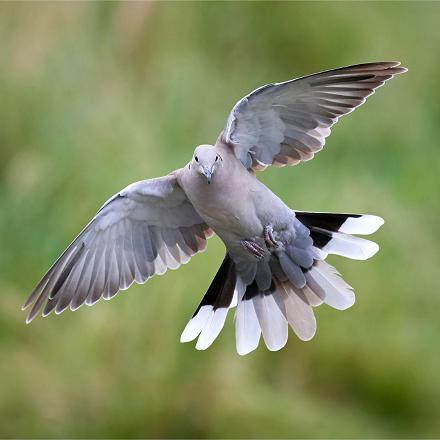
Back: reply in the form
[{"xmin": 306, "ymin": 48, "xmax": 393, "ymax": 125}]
[{"xmin": 179, "ymin": 143, "xmax": 295, "ymax": 260}]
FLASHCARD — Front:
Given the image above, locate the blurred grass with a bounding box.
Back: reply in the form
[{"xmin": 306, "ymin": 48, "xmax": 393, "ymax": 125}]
[{"xmin": 0, "ymin": 2, "xmax": 439, "ymax": 438}]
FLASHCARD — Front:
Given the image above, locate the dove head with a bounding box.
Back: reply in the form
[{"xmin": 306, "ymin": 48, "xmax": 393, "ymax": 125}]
[{"xmin": 192, "ymin": 145, "xmax": 222, "ymax": 184}]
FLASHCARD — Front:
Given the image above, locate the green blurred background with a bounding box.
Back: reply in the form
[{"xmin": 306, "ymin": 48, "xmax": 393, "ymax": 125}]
[{"xmin": 0, "ymin": 2, "xmax": 439, "ymax": 438}]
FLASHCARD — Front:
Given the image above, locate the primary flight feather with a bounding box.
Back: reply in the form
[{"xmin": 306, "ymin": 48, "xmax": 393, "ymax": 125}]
[{"xmin": 24, "ymin": 62, "xmax": 407, "ymax": 355}]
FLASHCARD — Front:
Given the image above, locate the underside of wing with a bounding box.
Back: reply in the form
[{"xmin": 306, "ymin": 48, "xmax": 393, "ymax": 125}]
[
  {"xmin": 220, "ymin": 61, "xmax": 407, "ymax": 171},
  {"xmin": 23, "ymin": 172, "xmax": 213, "ymax": 322}
]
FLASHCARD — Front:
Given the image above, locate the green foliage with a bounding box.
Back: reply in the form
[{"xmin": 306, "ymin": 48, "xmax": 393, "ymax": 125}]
[{"xmin": 0, "ymin": 2, "xmax": 439, "ymax": 438}]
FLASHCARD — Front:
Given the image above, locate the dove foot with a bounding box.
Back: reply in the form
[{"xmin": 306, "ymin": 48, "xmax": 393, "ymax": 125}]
[
  {"xmin": 241, "ymin": 240, "xmax": 265, "ymax": 260},
  {"xmin": 264, "ymin": 224, "xmax": 279, "ymax": 249}
]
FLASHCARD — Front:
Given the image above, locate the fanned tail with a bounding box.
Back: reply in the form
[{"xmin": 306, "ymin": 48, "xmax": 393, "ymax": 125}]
[{"xmin": 181, "ymin": 211, "xmax": 384, "ymax": 355}]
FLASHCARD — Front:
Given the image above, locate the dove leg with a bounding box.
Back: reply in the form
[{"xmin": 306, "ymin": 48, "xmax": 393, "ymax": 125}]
[
  {"xmin": 241, "ymin": 240, "xmax": 265, "ymax": 260},
  {"xmin": 264, "ymin": 224, "xmax": 280, "ymax": 249}
]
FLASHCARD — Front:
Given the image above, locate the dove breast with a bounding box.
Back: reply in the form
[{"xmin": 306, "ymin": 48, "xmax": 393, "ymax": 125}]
[{"xmin": 179, "ymin": 144, "xmax": 294, "ymax": 249}]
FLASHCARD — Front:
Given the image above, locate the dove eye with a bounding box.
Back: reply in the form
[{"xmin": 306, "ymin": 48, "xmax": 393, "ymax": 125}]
[
  {"xmin": 195, "ymin": 156, "xmax": 199, "ymax": 162},
  {"xmin": 215, "ymin": 156, "xmax": 218, "ymax": 162}
]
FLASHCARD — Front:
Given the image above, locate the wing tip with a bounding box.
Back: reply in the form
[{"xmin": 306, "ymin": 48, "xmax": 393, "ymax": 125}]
[
  {"xmin": 22, "ymin": 292, "xmax": 37, "ymax": 310},
  {"xmin": 352, "ymin": 60, "xmax": 408, "ymax": 73},
  {"xmin": 386, "ymin": 61, "xmax": 408, "ymax": 75},
  {"xmin": 21, "ymin": 301, "xmax": 30, "ymax": 311},
  {"xmin": 373, "ymin": 61, "xmax": 408, "ymax": 77},
  {"xmin": 25, "ymin": 308, "xmax": 41, "ymax": 324}
]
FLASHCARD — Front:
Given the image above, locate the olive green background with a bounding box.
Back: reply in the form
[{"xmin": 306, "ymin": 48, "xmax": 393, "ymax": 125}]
[{"xmin": 1, "ymin": 2, "xmax": 439, "ymax": 438}]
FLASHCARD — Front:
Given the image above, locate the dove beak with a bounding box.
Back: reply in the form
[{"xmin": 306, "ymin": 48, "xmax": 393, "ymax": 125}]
[{"xmin": 202, "ymin": 167, "xmax": 212, "ymax": 184}]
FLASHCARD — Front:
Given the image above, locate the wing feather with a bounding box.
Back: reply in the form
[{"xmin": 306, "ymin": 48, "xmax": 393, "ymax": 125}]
[{"xmin": 220, "ymin": 61, "xmax": 407, "ymax": 170}]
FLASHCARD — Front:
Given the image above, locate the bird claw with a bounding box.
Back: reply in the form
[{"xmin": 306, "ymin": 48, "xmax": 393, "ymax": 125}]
[
  {"xmin": 241, "ymin": 225, "xmax": 279, "ymax": 260},
  {"xmin": 241, "ymin": 240, "xmax": 265, "ymax": 260},
  {"xmin": 264, "ymin": 224, "xmax": 279, "ymax": 249}
]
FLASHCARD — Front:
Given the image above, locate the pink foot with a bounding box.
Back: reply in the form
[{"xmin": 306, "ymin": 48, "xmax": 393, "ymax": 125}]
[
  {"xmin": 241, "ymin": 240, "xmax": 265, "ymax": 260},
  {"xmin": 264, "ymin": 224, "xmax": 279, "ymax": 249}
]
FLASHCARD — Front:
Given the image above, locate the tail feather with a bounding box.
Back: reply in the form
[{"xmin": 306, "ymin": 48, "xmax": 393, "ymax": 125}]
[
  {"xmin": 195, "ymin": 308, "xmax": 229, "ymax": 350},
  {"xmin": 277, "ymin": 281, "xmax": 317, "ymax": 341},
  {"xmin": 310, "ymin": 228, "xmax": 379, "ymax": 260},
  {"xmin": 235, "ymin": 290, "xmax": 261, "ymax": 355},
  {"xmin": 296, "ymin": 212, "xmax": 384, "ymax": 235},
  {"xmin": 249, "ymin": 283, "xmax": 288, "ymax": 352},
  {"xmin": 296, "ymin": 211, "xmax": 383, "ymax": 261},
  {"xmin": 305, "ymin": 261, "xmax": 355, "ymax": 310},
  {"xmin": 180, "ymin": 254, "xmax": 237, "ymax": 347},
  {"xmin": 302, "ymin": 284, "xmax": 324, "ymax": 307}
]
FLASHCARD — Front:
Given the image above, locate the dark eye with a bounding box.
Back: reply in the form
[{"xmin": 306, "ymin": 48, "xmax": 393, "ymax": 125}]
[
  {"xmin": 195, "ymin": 156, "xmax": 199, "ymax": 162},
  {"xmin": 215, "ymin": 156, "xmax": 218, "ymax": 162}
]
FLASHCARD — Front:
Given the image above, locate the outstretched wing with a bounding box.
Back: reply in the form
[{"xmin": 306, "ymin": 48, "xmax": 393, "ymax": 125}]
[
  {"xmin": 23, "ymin": 172, "xmax": 213, "ymax": 322},
  {"xmin": 219, "ymin": 61, "xmax": 407, "ymax": 170}
]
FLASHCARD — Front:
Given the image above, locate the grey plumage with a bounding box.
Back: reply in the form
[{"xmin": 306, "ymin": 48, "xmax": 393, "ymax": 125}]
[
  {"xmin": 223, "ymin": 62, "xmax": 406, "ymax": 170},
  {"xmin": 278, "ymin": 251, "xmax": 307, "ymax": 289},
  {"xmin": 23, "ymin": 175, "xmax": 213, "ymax": 323},
  {"xmin": 23, "ymin": 62, "xmax": 406, "ymax": 355}
]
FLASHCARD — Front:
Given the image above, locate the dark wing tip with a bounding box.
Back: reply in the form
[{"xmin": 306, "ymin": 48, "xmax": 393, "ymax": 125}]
[
  {"xmin": 21, "ymin": 301, "xmax": 30, "ymax": 311},
  {"xmin": 345, "ymin": 60, "xmax": 404, "ymax": 69},
  {"xmin": 378, "ymin": 61, "xmax": 408, "ymax": 75},
  {"xmin": 25, "ymin": 306, "xmax": 40, "ymax": 324},
  {"xmin": 318, "ymin": 60, "xmax": 408, "ymax": 77},
  {"xmin": 370, "ymin": 61, "xmax": 408, "ymax": 76},
  {"xmin": 395, "ymin": 64, "xmax": 408, "ymax": 74},
  {"xmin": 22, "ymin": 292, "xmax": 36, "ymax": 311}
]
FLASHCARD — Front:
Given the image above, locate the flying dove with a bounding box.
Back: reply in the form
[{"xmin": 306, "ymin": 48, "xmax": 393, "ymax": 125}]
[{"xmin": 23, "ymin": 62, "xmax": 407, "ymax": 355}]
